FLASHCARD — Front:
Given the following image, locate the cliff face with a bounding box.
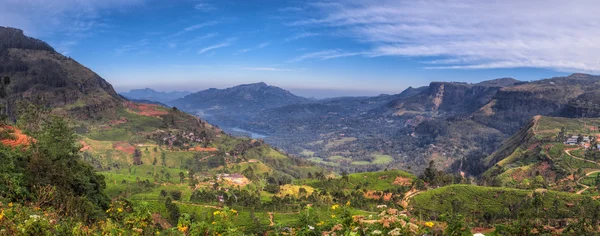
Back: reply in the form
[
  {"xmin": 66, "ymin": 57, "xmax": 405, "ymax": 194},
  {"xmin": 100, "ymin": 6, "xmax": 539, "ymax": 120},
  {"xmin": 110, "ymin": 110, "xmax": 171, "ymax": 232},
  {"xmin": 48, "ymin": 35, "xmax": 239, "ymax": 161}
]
[
  {"xmin": 390, "ymin": 81, "xmax": 505, "ymax": 117},
  {"xmin": 472, "ymin": 74, "xmax": 600, "ymax": 134},
  {"xmin": 0, "ymin": 27, "xmax": 122, "ymax": 120}
]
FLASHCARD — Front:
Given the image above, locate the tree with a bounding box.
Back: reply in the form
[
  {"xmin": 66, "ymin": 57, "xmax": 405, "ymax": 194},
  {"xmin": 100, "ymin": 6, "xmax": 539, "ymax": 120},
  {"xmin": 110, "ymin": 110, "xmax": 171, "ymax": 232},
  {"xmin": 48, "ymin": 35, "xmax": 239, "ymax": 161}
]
[
  {"xmin": 341, "ymin": 171, "xmax": 349, "ymax": 183},
  {"xmin": 179, "ymin": 172, "xmax": 185, "ymax": 184},
  {"xmin": 25, "ymin": 116, "xmax": 110, "ymax": 221},
  {"xmin": 165, "ymin": 172, "xmax": 172, "ymax": 182},
  {"xmin": 169, "ymin": 190, "xmax": 182, "ymax": 200},
  {"xmin": 164, "ymin": 197, "xmax": 180, "ymax": 225},
  {"xmin": 133, "ymin": 149, "xmax": 142, "ymax": 165}
]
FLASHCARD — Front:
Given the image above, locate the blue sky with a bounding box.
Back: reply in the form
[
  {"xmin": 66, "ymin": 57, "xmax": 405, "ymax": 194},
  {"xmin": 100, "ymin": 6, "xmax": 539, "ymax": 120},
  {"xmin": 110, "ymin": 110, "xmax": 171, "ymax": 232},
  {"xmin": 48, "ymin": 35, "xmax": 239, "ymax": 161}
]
[{"xmin": 3, "ymin": 0, "xmax": 599, "ymax": 98}]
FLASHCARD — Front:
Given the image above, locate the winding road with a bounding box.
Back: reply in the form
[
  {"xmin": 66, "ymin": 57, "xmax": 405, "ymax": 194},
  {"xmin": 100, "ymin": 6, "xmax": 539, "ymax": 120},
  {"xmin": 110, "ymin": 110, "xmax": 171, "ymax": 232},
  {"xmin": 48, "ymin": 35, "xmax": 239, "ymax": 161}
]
[{"xmin": 564, "ymin": 149, "xmax": 600, "ymax": 194}]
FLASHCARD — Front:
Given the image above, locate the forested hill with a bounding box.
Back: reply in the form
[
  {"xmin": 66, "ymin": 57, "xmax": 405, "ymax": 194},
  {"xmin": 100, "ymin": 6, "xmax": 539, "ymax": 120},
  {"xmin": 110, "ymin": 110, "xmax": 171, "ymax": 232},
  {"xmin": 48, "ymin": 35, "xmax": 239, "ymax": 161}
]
[
  {"xmin": 170, "ymin": 82, "xmax": 309, "ymax": 114},
  {"xmin": 0, "ymin": 26, "xmax": 122, "ymax": 120}
]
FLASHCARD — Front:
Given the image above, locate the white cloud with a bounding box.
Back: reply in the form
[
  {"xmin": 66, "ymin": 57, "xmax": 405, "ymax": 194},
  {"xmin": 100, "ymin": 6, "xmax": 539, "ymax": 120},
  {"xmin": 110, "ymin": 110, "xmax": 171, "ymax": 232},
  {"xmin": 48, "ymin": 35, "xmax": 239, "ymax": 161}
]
[
  {"xmin": 185, "ymin": 33, "xmax": 218, "ymax": 45},
  {"xmin": 278, "ymin": 7, "xmax": 303, "ymax": 12},
  {"xmin": 195, "ymin": 3, "xmax": 217, "ymax": 12},
  {"xmin": 168, "ymin": 21, "xmax": 218, "ymax": 38},
  {"xmin": 236, "ymin": 42, "xmax": 270, "ymax": 54},
  {"xmin": 289, "ymin": 49, "xmax": 364, "ymax": 62},
  {"xmin": 285, "ymin": 32, "xmax": 319, "ymax": 42},
  {"xmin": 115, "ymin": 39, "xmax": 149, "ymax": 55},
  {"xmin": 198, "ymin": 38, "xmax": 236, "ymax": 54},
  {"xmin": 0, "ymin": 0, "xmax": 144, "ymax": 53},
  {"xmin": 293, "ymin": 0, "xmax": 600, "ymax": 72},
  {"xmin": 240, "ymin": 67, "xmax": 287, "ymax": 71}
]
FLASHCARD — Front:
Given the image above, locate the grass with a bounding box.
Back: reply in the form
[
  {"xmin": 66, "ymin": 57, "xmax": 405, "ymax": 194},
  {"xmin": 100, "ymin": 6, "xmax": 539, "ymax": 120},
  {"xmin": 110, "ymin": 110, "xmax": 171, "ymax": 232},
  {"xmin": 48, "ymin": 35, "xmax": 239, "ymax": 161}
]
[
  {"xmin": 371, "ymin": 154, "xmax": 393, "ymax": 164},
  {"xmin": 411, "ymin": 184, "xmax": 589, "ymax": 221},
  {"xmin": 300, "ymin": 150, "xmax": 315, "ymax": 157},
  {"xmin": 301, "ymin": 170, "xmax": 416, "ymax": 191},
  {"xmin": 307, "ymin": 157, "xmax": 339, "ymax": 166},
  {"xmin": 277, "ymin": 184, "xmax": 315, "ymax": 197}
]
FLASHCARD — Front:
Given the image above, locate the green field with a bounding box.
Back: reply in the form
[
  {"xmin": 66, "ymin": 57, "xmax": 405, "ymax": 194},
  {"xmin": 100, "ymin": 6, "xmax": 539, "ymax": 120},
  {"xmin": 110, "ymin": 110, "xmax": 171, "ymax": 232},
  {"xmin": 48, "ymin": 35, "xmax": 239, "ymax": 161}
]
[{"xmin": 411, "ymin": 184, "xmax": 591, "ymax": 223}]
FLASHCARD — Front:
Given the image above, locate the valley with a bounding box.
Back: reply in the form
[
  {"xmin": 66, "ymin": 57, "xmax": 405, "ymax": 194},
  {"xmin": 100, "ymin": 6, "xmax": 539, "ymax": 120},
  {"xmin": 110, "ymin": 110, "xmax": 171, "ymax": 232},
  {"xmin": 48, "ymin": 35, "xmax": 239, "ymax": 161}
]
[{"xmin": 2, "ymin": 23, "xmax": 600, "ymax": 235}]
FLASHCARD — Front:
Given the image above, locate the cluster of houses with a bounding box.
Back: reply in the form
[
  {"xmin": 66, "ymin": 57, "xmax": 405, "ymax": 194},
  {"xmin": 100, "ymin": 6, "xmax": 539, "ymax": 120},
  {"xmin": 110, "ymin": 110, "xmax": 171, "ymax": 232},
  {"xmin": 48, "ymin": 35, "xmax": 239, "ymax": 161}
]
[
  {"xmin": 155, "ymin": 130, "xmax": 207, "ymax": 147},
  {"xmin": 216, "ymin": 173, "xmax": 250, "ymax": 186},
  {"xmin": 564, "ymin": 135, "xmax": 598, "ymax": 149}
]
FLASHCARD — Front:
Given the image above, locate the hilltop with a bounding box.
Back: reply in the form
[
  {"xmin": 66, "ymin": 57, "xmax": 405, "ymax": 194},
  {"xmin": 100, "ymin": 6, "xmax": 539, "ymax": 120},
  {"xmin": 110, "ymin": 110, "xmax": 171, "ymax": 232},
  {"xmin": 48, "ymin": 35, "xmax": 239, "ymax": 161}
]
[{"xmin": 120, "ymin": 88, "xmax": 191, "ymax": 104}]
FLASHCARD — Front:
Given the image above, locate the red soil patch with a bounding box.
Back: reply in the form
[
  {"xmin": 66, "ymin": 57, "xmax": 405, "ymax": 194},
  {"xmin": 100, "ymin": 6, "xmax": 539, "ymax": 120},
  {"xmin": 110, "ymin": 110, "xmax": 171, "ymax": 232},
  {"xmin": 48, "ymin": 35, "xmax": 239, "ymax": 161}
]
[
  {"xmin": 151, "ymin": 213, "xmax": 172, "ymax": 229},
  {"xmin": 188, "ymin": 146, "xmax": 218, "ymax": 152},
  {"xmin": 80, "ymin": 140, "xmax": 92, "ymax": 151},
  {"xmin": 0, "ymin": 126, "xmax": 33, "ymax": 147},
  {"xmin": 113, "ymin": 142, "xmax": 135, "ymax": 154},
  {"xmin": 527, "ymin": 143, "xmax": 539, "ymax": 151},
  {"xmin": 110, "ymin": 117, "xmax": 128, "ymax": 125},
  {"xmin": 364, "ymin": 190, "xmax": 393, "ymax": 201},
  {"xmin": 392, "ymin": 177, "xmax": 412, "ymax": 186},
  {"xmin": 510, "ymin": 168, "xmax": 527, "ymax": 182},
  {"xmin": 123, "ymin": 101, "xmax": 169, "ymax": 117}
]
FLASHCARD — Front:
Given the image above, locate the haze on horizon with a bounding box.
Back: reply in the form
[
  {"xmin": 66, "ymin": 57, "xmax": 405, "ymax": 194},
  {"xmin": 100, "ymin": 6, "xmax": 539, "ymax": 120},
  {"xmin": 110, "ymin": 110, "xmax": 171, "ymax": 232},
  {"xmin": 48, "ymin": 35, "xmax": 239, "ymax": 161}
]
[{"xmin": 3, "ymin": 0, "xmax": 599, "ymax": 97}]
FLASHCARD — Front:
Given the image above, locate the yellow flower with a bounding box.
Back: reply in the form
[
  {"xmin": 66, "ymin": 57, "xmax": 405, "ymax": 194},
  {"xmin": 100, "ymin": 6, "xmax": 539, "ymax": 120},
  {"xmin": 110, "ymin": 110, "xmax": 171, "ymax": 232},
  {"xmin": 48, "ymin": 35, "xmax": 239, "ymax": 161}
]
[
  {"xmin": 331, "ymin": 214, "xmax": 336, "ymax": 218},
  {"xmin": 213, "ymin": 211, "xmax": 221, "ymax": 216},
  {"xmin": 178, "ymin": 225, "xmax": 188, "ymax": 232},
  {"xmin": 346, "ymin": 201, "xmax": 350, "ymax": 206},
  {"xmin": 212, "ymin": 221, "xmax": 216, "ymax": 224},
  {"xmin": 8, "ymin": 202, "xmax": 13, "ymax": 207},
  {"xmin": 156, "ymin": 231, "xmax": 160, "ymax": 235},
  {"xmin": 117, "ymin": 208, "xmax": 123, "ymax": 213},
  {"xmin": 0, "ymin": 210, "xmax": 4, "ymax": 221},
  {"xmin": 230, "ymin": 209, "xmax": 237, "ymax": 213},
  {"xmin": 425, "ymin": 221, "xmax": 434, "ymax": 228},
  {"xmin": 317, "ymin": 221, "xmax": 325, "ymax": 226},
  {"xmin": 331, "ymin": 204, "xmax": 339, "ymax": 210}
]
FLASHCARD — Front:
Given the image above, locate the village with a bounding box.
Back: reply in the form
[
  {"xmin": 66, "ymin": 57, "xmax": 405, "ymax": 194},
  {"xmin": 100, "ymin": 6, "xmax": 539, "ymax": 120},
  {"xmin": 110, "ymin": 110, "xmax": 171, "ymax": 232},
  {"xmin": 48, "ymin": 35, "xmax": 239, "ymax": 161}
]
[{"xmin": 564, "ymin": 134, "xmax": 599, "ymax": 149}]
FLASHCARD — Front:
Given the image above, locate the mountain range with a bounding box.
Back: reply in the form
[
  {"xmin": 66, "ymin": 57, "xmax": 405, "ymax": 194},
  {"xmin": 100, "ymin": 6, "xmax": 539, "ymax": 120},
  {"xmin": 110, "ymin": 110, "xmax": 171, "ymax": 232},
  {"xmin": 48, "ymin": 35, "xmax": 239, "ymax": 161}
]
[
  {"xmin": 148, "ymin": 71, "xmax": 600, "ymax": 174},
  {"xmin": 120, "ymin": 88, "xmax": 191, "ymax": 104}
]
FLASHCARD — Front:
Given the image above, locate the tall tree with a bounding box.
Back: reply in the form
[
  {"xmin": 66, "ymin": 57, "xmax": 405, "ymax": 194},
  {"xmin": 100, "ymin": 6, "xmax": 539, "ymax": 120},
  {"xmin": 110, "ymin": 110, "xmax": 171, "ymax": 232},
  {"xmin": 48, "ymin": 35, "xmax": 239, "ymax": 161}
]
[{"xmin": 133, "ymin": 149, "xmax": 142, "ymax": 165}]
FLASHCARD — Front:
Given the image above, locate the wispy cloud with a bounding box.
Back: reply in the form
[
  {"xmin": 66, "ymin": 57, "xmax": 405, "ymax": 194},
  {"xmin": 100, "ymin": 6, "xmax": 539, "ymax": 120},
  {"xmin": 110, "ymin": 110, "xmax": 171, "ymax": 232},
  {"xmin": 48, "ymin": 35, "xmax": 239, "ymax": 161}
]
[
  {"xmin": 185, "ymin": 33, "xmax": 218, "ymax": 45},
  {"xmin": 237, "ymin": 66, "xmax": 306, "ymax": 72},
  {"xmin": 285, "ymin": 32, "xmax": 319, "ymax": 42},
  {"xmin": 195, "ymin": 3, "xmax": 217, "ymax": 12},
  {"xmin": 235, "ymin": 42, "xmax": 270, "ymax": 55},
  {"xmin": 0, "ymin": 0, "xmax": 144, "ymax": 54},
  {"xmin": 278, "ymin": 7, "xmax": 303, "ymax": 12},
  {"xmin": 292, "ymin": 0, "xmax": 600, "ymax": 72},
  {"xmin": 115, "ymin": 39, "xmax": 149, "ymax": 55},
  {"xmin": 167, "ymin": 21, "xmax": 218, "ymax": 38},
  {"xmin": 289, "ymin": 49, "xmax": 364, "ymax": 62},
  {"xmin": 240, "ymin": 67, "xmax": 288, "ymax": 71},
  {"xmin": 198, "ymin": 38, "xmax": 236, "ymax": 54}
]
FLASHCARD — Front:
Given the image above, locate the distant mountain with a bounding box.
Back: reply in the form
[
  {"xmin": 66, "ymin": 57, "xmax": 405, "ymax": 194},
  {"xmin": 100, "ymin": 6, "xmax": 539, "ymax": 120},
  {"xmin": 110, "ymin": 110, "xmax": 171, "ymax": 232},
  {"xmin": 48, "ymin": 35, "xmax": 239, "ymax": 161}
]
[
  {"xmin": 171, "ymin": 82, "xmax": 308, "ymax": 111},
  {"xmin": 120, "ymin": 88, "xmax": 191, "ymax": 104},
  {"xmin": 0, "ymin": 26, "xmax": 122, "ymax": 120},
  {"xmin": 387, "ymin": 79, "xmax": 520, "ymax": 117},
  {"xmin": 169, "ymin": 82, "xmax": 310, "ymax": 128}
]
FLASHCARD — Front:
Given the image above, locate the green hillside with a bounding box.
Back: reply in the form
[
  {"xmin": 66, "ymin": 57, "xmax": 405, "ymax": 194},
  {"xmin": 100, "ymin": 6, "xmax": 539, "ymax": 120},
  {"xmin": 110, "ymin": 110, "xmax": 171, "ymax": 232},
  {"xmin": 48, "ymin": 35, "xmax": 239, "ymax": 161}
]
[{"xmin": 482, "ymin": 116, "xmax": 600, "ymax": 193}]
